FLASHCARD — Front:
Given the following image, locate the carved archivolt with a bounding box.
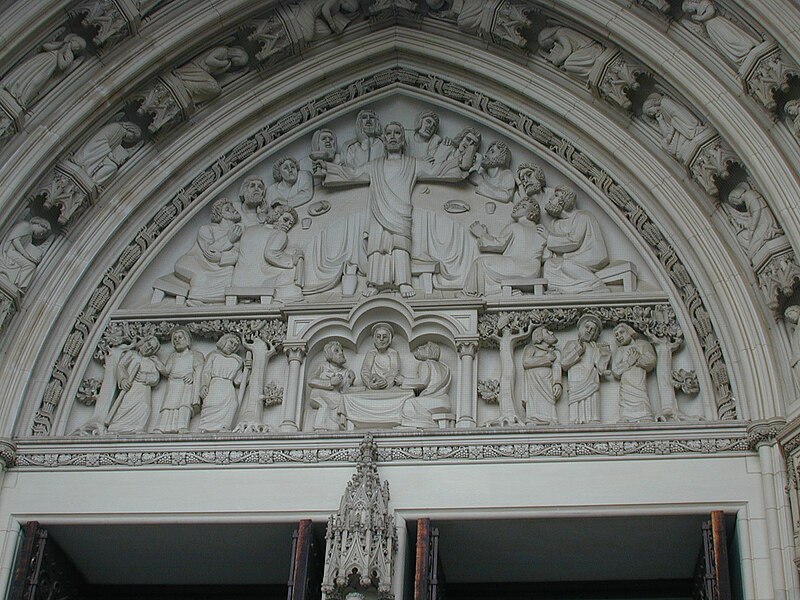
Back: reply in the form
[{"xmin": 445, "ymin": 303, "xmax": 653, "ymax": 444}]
[{"xmin": 28, "ymin": 67, "xmax": 738, "ymax": 439}]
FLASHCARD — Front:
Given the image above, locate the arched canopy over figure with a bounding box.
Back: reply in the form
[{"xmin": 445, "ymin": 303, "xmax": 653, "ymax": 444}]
[
  {"xmin": 154, "ymin": 328, "xmax": 205, "ymax": 434},
  {"xmin": 70, "ymin": 122, "xmax": 142, "ymax": 187},
  {"xmin": 198, "ymin": 333, "xmax": 244, "ymax": 432},
  {"xmin": 308, "ymin": 340, "xmax": 355, "ymax": 431},
  {"xmin": 562, "ymin": 314, "xmax": 611, "ymax": 424},
  {"xmin": 342, "ymin": 109, "xmax": 384, "ymax": 168},
  {"xmin": 107, "ymin": 336, "xmax": 162, "ymax": 434},
  {"xmin": 464, "ymin": 192, "xmax": 545, "ymax": 296},
  {"xmin": 612, "ymin": 323, "xmax": 657, "ymax": 422},
  {"xmin": 0, "ymin": 217, "xmax": 53, "ymax": 292},
  {"xmin": 360, "ymin": 322, "xmax": 402, "ymax": 390},
  {"xmin": 642, "ymin": 93, "xmax": 708, "ymax": 163},
  {"xmin": 266, "ymin": 156, "xmax": 314, "ymax": 209},
  {"xmin": 1, "ymin": 33, "xmax": 87, "ymax": 108},
  {"xmin": 540, "ymin": 186, "xmax": 609, "ymax": 294},
  {"xmin": 174, "ymin": 197, "xmax": 242, "ymax": 304}
]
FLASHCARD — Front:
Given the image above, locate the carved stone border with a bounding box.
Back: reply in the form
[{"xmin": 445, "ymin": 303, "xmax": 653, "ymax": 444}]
[
  {"xmin": 12, "ymin": 427, "xmax": 754, "ymax": 469},
  {"xmin": 30, "ymin": 66, "xmax": 736, "ymax": 436}
]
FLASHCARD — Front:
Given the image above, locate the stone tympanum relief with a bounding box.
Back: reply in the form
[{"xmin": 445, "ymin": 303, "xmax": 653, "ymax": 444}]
[
  {"xmin": 60, "ymin": 99, "xmax": 715, "ymax": 436},
  {"xmin": 137, "ymin": 103, "xmax": 654, "ymax": 308}
]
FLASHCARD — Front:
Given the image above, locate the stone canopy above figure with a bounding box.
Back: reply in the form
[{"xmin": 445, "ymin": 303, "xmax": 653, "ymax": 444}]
[{"xmin": 142, "ymin": 102, "xmax": 652, "ymax": 309}]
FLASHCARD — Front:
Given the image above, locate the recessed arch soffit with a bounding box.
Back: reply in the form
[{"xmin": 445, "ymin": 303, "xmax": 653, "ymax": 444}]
[{"xmin": 0, "ymin": 0, "xmax": 796, "ymax": 434}]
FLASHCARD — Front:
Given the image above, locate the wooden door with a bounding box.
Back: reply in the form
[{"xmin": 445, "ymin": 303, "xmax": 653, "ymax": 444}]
[
  {"xmin": 7, "ymin": 522, "xmax": 88, "ymax": 600},
  {"xmin": 287, "ymin": 520, "xmax": 323, "ymax": 600},
  {"xmin": 693, "ymin": 511, "xmax": 732, "ymax": 600},
  {"xmin": 414, "ymin": 518, "xmax": 445, "ymax": 600}
]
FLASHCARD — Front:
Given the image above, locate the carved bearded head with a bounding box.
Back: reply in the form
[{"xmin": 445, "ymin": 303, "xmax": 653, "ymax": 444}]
[
  {"xmin": 531, "ymin": 326, "xmax": 557, "ymax": 346},
  {"xmin": 577, "ymin": 314, "xmax": 602, "ymax": 342},
  {"xmin": 383, "ymin": 121, "xmax": 406, "ymax": 153},
  {"xmin": 545, "ymin": 186, "xmax": 576, "ymax": 217},
  {"xmin": 413, "ymin": 341, "xmax": 441, "ymax": 361},
  {"xmin": 240, "ymin": 176, "xmax": 266, "ymax": 208},
  {"xmin": 516, "ymin": 162, "xmax": 546, "ymax": 196},
  {"xmin": 371, "ymin": 322, "xmax": 394, "ymax": 351},
  {"xmin": 324, "ymin": 340, "xmax": 347, "ymax": 365},
  {"xmin": 210, "ymin": 198, "xmax": 241, "ymax": 223},
  {"xmin": 482, "ymin": 141, "xmax": 511, "ymax": 169}
]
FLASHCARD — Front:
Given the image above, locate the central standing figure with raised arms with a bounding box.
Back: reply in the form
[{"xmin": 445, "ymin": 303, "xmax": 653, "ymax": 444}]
[{"xmin": 316, "ymin": 119, "xmax": 472, "ymax": 298}]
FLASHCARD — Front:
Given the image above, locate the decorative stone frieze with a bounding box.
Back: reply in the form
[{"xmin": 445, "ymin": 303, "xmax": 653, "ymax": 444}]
[{"xmin": 31, "ymin": 67, "xmax": 735, "ymax": 436}]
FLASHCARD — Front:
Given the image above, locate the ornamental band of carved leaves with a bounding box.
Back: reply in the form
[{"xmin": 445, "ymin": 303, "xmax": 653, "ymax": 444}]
[{"xmin": 30, "ymin": 66, "xmax": 736, "ymax": 435}]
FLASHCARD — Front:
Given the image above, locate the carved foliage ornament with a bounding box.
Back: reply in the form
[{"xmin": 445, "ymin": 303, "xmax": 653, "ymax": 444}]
[{"xmin": 31, "ymin": 67, "xmax": 734, "ymax": 434}]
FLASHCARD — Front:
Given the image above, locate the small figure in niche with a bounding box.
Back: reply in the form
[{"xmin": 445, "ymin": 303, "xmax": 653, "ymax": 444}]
[
  {"xmin": 198, "ymin": 333, "xmax": 245, "ymax": 432},
  {"xmin": 400, "ymin": 341, "xmax": 452, "ymax": 429},
  {"xmin": 154, "ymin": 328, "xmax": 205, "ymax": 434},
  {"xmin": 612, "ymin": 323, "xmax": 657, "ymax": 422},
  {"xmin": 522, "ymin": 326, "xmax": 563, "ymax": 425},
  {"xmin": 562, "ymin": 314, "xmax": 611, "ymax": 424},
  {"xmin": 360, "ymin": 323, "xmax": 403, "ymax": 390},
  {"xmin": 107, "ymin": 336, "xmax": 162, "ymax": 434},
  {"xmin": 308, "ymin": 340, "xmax": 356, "ymax": 431}
]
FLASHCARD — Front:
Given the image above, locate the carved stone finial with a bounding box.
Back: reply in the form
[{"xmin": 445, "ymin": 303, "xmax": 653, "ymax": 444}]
[{"xmin": 322, "ymin": 434, "xmax": 397, "ymax": 600}]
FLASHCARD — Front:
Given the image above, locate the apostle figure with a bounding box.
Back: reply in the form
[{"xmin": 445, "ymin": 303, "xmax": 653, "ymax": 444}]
[
  {"xmin": 612, "ymin": 323, "xmax": 657, "ymax": 422},
  {"xmin": 342, "ymin": 109, "xmax": 385, "ymax": 168},
  {"xmin": 463, "ymin": 189, "xmax": 546, "ymax": 296},
  {"xmin": 722, "ymin": 181, "xmax": 782, "ymax": 261},
  {"xmin": 174, "ymin": 198, "xmax": 242, "ymax": 304},
  {"xmin": 173, "ymin": 45, "xmax": 248, "ymax": 106},
  {"xmin": 539, "ymin": 186, "xmax": 609, "ymax": 294},
  {"xmin": 360, "ymin": 323, "xmax": 402, "ymax": 390},
  {"xmin": 198, "ymin": 333, "xmax": 245, "ymax": 432},
  {"xmin": 562, "ymin": 314, "xmax": 610, "ymax": 424},
  {"xmin": 308, "ymin": 340, "xmax": 355, "ymax": 431},
  {"xmin": 317, "ymin": 121, "xmax": 470, "ymax": 298},
  {"xmin": 400, "ymin": 341, "xmax": 452, "ymax": 429},
  {"xmin": 785, "ymin": 305, "xmax": 800, "ymax": 393},
  {"xmin": 235, "ymin": 175, "xmax": 268, "ymax": 227},
  {"xmin": 1, "ymin": 34, "xmax": 86, "ymax": 108},
  {"xmin": 681, "ymin": 0, "xmax": 759, "ymax": 67},
  {"xmin": 433, "ymin": 127, "xmax": 481, "ymax": 173},
  {"xmin": 642, "ymin": 93, "xmax": 708, "ymax": 163},
  {"xmin": 70, "ymin": 122, "xmax": 142, "ymax": 187},
  {"xmin": 474, "ymin": 141, "xmax": 515, "ymax": 203},
  {"xmin": 407, "ymin": 111, "xmax": 442, "ymax": 159},
  {"xmin": 538, "ymin": 26, "xmax": 605, "ymax": 81},
  {"xmin": 232, "ymin": 205, "xmax": 304, "ymax": 302},
  {"xmin": 512, "ymin": 162, "xmax": 546, "ymax": 205},
  {"xmin": 266, "ymin": 157, "xmax": 314, "ymax": 209},
  {"xmin": 106, "ymin": 336, "xmax": 162, "ymax": 434},
  {"xmin": 522, "ymin": 326, "xmax": 563, "ymax": 425},
  {"xmin": 0, "ymin": 217, "xmax": 52, "ymax": 292},
  {"xmin": 289, "ymin": 0, "xmax": 361, "ymax": 45},
  {"xmin": 154, "ymin": 328, "xmax": 205, "ymax": 434}
]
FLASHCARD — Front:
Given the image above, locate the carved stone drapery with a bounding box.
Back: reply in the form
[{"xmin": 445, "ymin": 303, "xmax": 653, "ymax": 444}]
[
  {"xmin": 30, "ymin": 67, "xmax": 735, "ymax": 435},
  {"xmin": 322, "ymin": 435, "xmax": 396, "ymax": 600}
]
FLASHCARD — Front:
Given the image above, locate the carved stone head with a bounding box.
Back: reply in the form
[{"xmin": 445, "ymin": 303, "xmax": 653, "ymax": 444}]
[
  {"xmin": 642, "ymin": 93, "xmax": 664, "ymax": 119},
  {"xmin": 324, "ymin": 340, "xmax": 347, "ymax": 365},
  {"xmin": 29, "ymin": 217, "xmax": 52, "ymax": 241},
  {"xmin": 240, "ymin": 176, "xmax": 266, "ymax": 206},
  {"xmin": 414, "ymin": 110, "xmax": 439, "ymax": 139},
  {"xmin": 356, "ymin": 109, "xmax": 381, "ymax": 139},
  {"xmin": 511, "ymin": 198, "xmax": 540, "ymax": 223},
  {"xmin": 383, "ymin": 121, "xmax": 406, "ymax": 153},
  {"xmin": 311, "ymin": 128, "xmax": 339, "ymax": 160},
  {"xmin": 413, "ymin": 341, "xmax": 440, "ymax": 361},
  {"xmin": 545, "ymin": 186, "xmax": 576, "ymax": 217},
  {"xmin": 210, "ymin": 197, "xmax": 241, "ymax": 224},
  {"xmin": 785, "ymin": 305, "xmax": 800, "ymax": 325},
  {"xmin": 483, "ymin": 141, "xmax": 511, "ymax": 169},
  {"xmin": 613, "ymin": 323, "xmax": 637, "ymax": 346},
  {"xmin": 266, "ymin": 204, "xmax": 298, "ymax": 232},
  {"xmin": 137, "ymin": 335, "xmax": 160, "ymax": 357},
  {"xmin": 516, "ymin": 162, "xmax": 546, "ymax": 196},
  {"xmin": 371, "ymin": 322, "xmax": 394, "ymax": 350},
  {"xmin": 531, "ymin": 326, "xmax": 557, "ymax": 346},
  {"xmin": 217, "ymin": 333, "xmax": 241, "ymax": 355},
  {"xmin": 171, "ymin": 327, "xmax": 192, "ymax": 351},
  {"xmin": 577, "ymin": 314, "xmax": 602, "ymax": 342},
  {"xmin": 273, "ymin": 157, "xmax": 299, "ymax": 184}
]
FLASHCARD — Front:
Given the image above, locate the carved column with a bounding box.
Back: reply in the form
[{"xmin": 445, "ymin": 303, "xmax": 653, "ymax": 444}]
[
  {"xmin": 455, "ymin": 339, "xmax": 478, "ymax": 428},
  {"xmin": 280, "ymin": 343, "xmax": 307, "ymax": 432}
]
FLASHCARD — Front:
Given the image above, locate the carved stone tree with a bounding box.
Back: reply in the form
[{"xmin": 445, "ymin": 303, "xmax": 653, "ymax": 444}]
[
  {"xmin": 478, "ymin": 311, "xmax": 533, "ymax": 426},
  {"xmin": 322, "ymin": 435, "xmax": 397, "ymax": 600},
  {"xmin": 233, "ymin": 318, "xmax": 287, "ymax": 433}
]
